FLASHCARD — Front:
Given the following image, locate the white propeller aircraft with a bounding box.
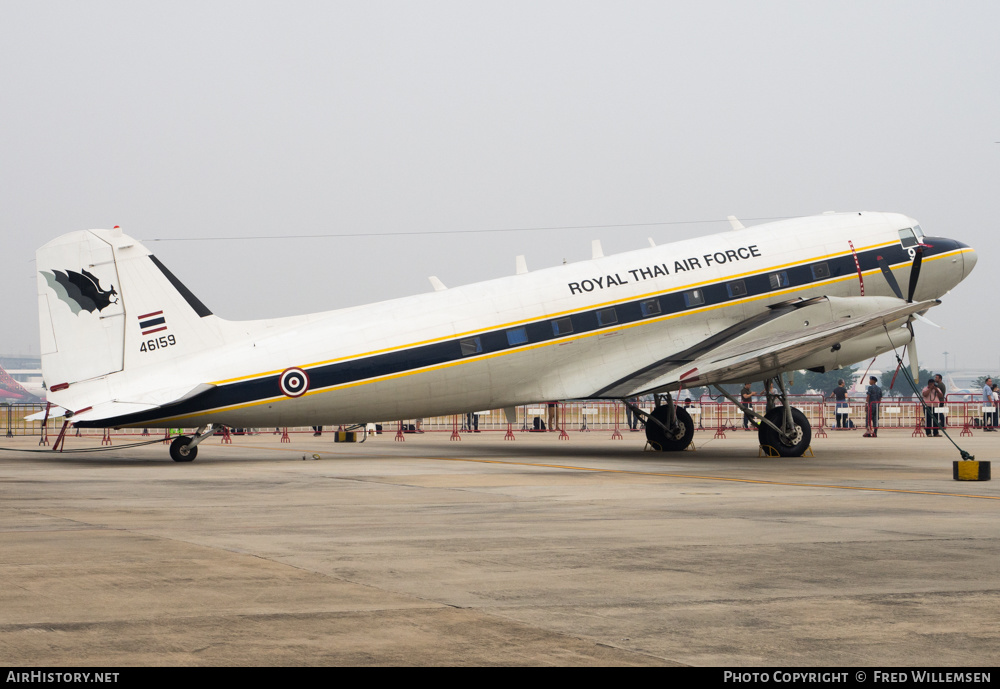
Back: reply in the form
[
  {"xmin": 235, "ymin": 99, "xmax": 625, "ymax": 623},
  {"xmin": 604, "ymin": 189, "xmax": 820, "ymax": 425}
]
[{"xmin": 33, "ymin": 211, "xmax": 976, "ymax": 461}]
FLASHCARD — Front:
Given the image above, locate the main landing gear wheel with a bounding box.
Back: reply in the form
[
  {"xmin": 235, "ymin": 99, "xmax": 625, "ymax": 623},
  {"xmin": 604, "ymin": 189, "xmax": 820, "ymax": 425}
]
[
  {"xmin": 645, "ymin": 406, "xmax": 695, "ymax": 451},
  {"xmin": 757, "ymin": 406, "xmax": 811, "ymax": 457},
  {"xmin": 170, "ymin": 436, "xmax": 197, "ymax": 463}
]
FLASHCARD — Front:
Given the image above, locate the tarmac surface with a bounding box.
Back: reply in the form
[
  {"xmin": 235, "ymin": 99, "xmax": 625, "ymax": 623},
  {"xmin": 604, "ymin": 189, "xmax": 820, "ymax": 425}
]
[{"xmin": 1, "ymin": 426, "xmax": 998, "ymax": 666}]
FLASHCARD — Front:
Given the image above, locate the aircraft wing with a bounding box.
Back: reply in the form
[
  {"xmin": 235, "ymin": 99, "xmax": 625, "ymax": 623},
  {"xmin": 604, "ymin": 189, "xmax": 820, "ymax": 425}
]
[
  {"xmin": 596, "ymin": 296, "xmax": 938, "ymax": 398},
  {"xmin": 26, "ymin": 383, "xmax": 216, "ymax": 423}
]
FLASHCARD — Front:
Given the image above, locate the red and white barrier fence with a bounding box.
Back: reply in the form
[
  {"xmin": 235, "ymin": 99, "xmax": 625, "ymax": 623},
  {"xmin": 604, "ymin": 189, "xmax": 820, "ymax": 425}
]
[{"xmin": 6, "ymin": 394, "xmax": 1000, "ymax": 444}]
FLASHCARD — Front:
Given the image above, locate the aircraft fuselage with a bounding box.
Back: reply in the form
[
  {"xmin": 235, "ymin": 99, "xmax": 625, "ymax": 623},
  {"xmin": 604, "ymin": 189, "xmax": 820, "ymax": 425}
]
[{"xmin": 41, "ymin": 211, "xmax": 975, "ymax": 429}]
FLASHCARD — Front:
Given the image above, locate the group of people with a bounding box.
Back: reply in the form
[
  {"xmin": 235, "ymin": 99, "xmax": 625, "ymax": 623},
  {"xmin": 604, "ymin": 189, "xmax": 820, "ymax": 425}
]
[
  {"xmin": 827, "ymin": 374, "xmax": 892, "ymax": 437},
  {"xmin": 834, "ymin": 372, "xmax": 997, "ymax": 438},
  {"xmin": 310, "ymin": 375, "xmax": 1000, "ymax": 438},
  {"xmin": 814, "ymin": 373, "xmax": 959, "ymax": 438},
  {"xmin": 845, "ymin": 373, "xmax": 949, "ymax": 438}
]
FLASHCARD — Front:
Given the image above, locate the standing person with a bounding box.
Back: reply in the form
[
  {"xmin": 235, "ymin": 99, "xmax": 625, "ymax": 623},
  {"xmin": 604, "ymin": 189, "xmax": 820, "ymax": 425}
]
[
  {"xmin": 992, "ymin": 383, "xmax": 1000, "ymax": 428},
  {"xmin": 760, "ymin": 380, "xmax": 776, "ymax": 413},
  {"xmin": 625, "ymin": 396, "xmax": 639, "ymax": 431},
  {"xmin": 829, "ymin": 379, "xmax": 849, "ymax": 429},
  {"xmin": 982, "ymin": 378, "xmax": 995, "ymax": 431},
  {"xmin": 864, "ymin": 376, "xmax": 882, "ymax": 438},
  {"xmin": 740, "ymin": 383, "xmax": 755, "ymax": 430},
  {"xmin": 921, "ymin": 378, "xmax": 942, "ymax": 437},
  {"xmin": 466, "ymin": 410, "xmax": 479, "ymax": 433},
  {"xmin": 546, "ymin": 401, "xmax": 558, "ymax": 433},
  {"xmin": 934, "ymin": 374, "xmax": 947, "ymax": 430}
]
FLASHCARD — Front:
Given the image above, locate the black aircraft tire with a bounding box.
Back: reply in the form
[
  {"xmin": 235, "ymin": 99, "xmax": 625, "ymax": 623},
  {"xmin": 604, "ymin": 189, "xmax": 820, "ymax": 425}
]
[
  {"xmin": 757, "ymin": 407, "xmax": 811, "ymax": 457},
  {"xmin": 644, "ymin": 406, "xmax": 695, "ymax": 451},
  {"xmin": 170, "ymin": 436, "xmax": 197, "ymax": 463}
]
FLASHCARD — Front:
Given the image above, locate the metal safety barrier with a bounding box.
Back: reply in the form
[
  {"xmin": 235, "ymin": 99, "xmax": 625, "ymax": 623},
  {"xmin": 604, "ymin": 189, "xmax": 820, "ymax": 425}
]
[{"xmin": 6, "ymin": 394, "xmax": 1000, "ymax": 446}]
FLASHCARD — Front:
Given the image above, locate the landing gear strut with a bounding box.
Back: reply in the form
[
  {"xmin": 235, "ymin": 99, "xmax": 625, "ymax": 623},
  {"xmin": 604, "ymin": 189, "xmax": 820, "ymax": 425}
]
[
  {"xmin": 757, "ymin": 407, "xmax": 811, "ymax": 457},
  {"xmin": 626, "ymin": 393, "xmax": 694, "ymax": 451},
  {"xmin": 714, "ymin": 376, "xmax": 812, "ymax": 457},
  {"xmin": 169, "ymin": 425, "xmax": 217, "ymax": 462}
]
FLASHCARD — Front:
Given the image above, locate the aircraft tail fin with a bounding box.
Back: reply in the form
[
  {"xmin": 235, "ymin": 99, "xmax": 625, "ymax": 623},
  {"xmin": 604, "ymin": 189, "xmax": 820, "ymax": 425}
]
[
  {"xmin": 0, "ymin": 364, "xmax": 37, "ymax": 401},
  {"xmin": 37, "ymin": 228, "xmax": 223, "ymax": 393}
]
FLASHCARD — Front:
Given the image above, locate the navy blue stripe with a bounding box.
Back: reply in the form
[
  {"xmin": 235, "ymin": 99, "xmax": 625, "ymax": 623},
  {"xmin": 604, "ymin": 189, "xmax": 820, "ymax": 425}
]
[
  {"xmin": 77, "ymin": 239, "xmax": 956, "ymax": 427},
  {"xmin": 139, "ymin": 317, "xmax": 166, "ymax": 329}
]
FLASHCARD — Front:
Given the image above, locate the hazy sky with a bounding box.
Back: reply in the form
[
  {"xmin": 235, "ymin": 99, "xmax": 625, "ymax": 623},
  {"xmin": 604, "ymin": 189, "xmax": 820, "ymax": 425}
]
[{"xmin": 3, "ymin": 1, "xmax": 998, "ymax": 375}]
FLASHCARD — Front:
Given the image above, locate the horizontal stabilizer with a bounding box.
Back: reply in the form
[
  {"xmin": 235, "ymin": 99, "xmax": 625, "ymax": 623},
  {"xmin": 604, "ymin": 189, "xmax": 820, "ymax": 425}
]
[{"xmin": 27, "ymin": 382, "xmax": 215, "ymax": 423}]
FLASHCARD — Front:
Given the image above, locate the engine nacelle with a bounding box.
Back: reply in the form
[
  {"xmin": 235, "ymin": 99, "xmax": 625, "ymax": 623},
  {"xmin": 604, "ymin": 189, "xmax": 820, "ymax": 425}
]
[{"xmin": 785, "ymin": 324, "xmax": 913, "ymax": 373}]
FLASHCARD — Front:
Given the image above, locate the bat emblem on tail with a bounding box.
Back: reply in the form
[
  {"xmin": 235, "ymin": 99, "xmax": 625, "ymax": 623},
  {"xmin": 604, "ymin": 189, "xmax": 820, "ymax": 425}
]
[{"xmin": 42, "ymin": 268, "xmax": 119, "ymax": 314}]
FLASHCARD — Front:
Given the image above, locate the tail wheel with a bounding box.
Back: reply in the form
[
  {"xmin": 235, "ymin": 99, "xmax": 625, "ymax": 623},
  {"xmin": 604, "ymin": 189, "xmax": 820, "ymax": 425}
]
[
  {"xmin": 170, "ymin": 436, "xmax": 197, "ymax": 462},
  {"xmin": 645, "ymin": 406, "xmax": 694, "ymax": 451},
  {"xmin": 757, "ymin": 406, "xmax": 811, "ymax": 457}
]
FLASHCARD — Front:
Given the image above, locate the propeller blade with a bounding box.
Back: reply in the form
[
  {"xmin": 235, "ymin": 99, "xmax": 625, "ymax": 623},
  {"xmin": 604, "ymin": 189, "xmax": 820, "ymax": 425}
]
[
  {"xmin": 906, "ymin": 246, "xmax": 924, "ymax": 303},
  {"xmin": 913, "ymin": 312, "xmax": 942, "ymax": 329},
  {"xmin": 876, "ymin": 255, "xmax": 904, "ymax": 300},
  {"xmin": 908, "ymin": 327, "xmax": 920, "ymax": 386}
]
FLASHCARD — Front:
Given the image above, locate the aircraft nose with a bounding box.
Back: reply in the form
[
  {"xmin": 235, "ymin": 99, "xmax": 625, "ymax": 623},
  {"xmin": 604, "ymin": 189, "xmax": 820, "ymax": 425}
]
[{"xmin": 963, "ymin": 243, "xmax": 978, "ymax": 279}]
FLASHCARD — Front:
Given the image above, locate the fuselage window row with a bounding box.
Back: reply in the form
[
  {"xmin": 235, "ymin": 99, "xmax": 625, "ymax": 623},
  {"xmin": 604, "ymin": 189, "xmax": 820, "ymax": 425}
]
[{"xmin": 454, "ymin": 241, "xmax": 913, "ymax": 362}]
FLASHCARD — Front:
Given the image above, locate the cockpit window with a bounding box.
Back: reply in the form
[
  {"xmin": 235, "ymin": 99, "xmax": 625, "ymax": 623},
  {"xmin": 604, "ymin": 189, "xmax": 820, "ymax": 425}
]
[
  {"xmin": 913, "ymin": 224, "xmax": 924, "ymax": 239},
  {"xmin": 899, "ymin": 228, "xmax": 918, "ymax": 248}
]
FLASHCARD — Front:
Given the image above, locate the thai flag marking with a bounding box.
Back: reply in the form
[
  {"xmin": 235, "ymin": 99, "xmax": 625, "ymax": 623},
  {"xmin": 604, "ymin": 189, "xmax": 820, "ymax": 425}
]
[{"xmin": 139, "ymin": 310, "xmax": 167, "ymax": 335}]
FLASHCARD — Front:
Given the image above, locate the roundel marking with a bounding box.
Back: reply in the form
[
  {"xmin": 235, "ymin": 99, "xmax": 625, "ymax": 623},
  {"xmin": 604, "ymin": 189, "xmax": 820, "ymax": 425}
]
[{"xmin": 279, "ymin": 367, "xmax": 310, "ymax": 398}]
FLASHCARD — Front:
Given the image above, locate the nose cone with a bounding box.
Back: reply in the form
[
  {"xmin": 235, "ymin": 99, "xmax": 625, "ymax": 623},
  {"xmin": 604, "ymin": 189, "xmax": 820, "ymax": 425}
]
[{"xmin": 963, "ymin": 244, "xmax": 978, "ymax": 279}]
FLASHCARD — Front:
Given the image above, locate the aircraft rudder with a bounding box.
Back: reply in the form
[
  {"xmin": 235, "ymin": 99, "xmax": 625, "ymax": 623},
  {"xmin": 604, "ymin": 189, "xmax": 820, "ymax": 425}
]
[{"xmin": 37, "ymin": 228, "xmax": 223, "ymax": 390}]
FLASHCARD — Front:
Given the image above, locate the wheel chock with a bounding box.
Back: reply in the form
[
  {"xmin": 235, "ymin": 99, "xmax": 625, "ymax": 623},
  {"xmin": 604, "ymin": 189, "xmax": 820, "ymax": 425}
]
[
  {"xmin": 758, "ymin": 445, "xmax": 815, "ymax": 458},
  {"xmin": 953, "ymin": 460, "xmax": 991, "ymax": 481}
]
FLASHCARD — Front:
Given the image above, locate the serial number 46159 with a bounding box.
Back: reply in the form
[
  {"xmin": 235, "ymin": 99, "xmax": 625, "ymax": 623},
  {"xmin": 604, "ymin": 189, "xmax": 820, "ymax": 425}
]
[{"xmin": 140, "ymin": 334, "xmax": 177, "ymax": 352}]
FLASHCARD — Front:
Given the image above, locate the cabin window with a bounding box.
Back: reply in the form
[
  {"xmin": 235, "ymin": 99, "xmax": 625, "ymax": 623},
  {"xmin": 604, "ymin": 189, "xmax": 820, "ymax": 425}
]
[
  {"xmin": 506, "ymin": 327, "xmax": 528, "ymax": 346},
  {"xmin": 684, "ymin": 289, "xmax": 705, "ymax": 307},
  {"xmin": 640, "ymin": 298, "xmax": 661, "ymax": 317},
  {"xmin": 726, "ymin": 280, "xmax": 747, "ymax": 298},
  {"xmin": 596, "ymin": 307, "xmax": 618, "ymax": 326},
  {"xmin": 899, "ymin": 227, "xmax": 918, "ymax": 248},
  {"xmin": 551, "ymin": 317, "xmax": 573, "ymax": 336},
  {"xmin": 460, "ymin": 337, "xmax": 482, "ymax": 356},
  {"xmin": 811, "ymin": 262, "xmax": 831, "ymax": 280},
  {"xmin": 769, "ymin": 271, "xmax": 790, "ymax": 290}
]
